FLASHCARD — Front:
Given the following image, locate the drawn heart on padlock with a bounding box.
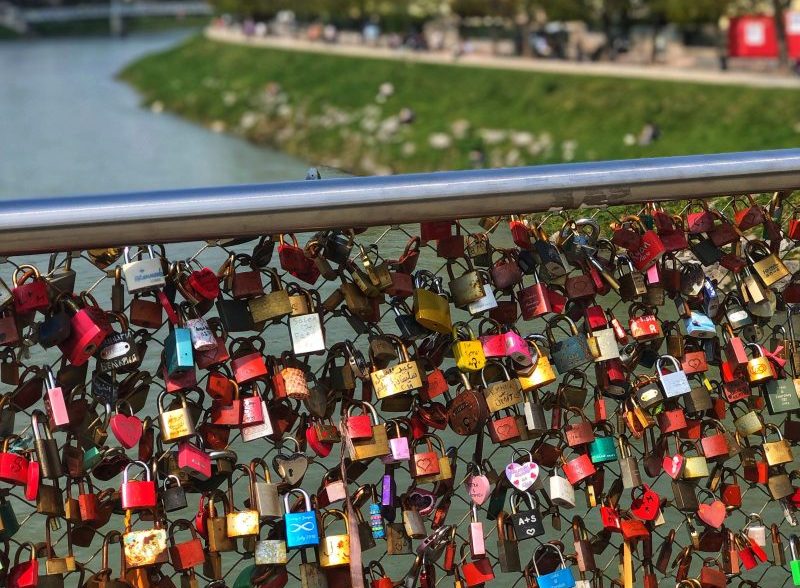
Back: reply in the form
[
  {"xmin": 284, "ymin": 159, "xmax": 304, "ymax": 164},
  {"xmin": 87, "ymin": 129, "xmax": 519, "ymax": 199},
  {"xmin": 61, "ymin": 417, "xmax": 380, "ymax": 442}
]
[
  {"xmin": 697, "ymin": 500, "xmax": 726, "ymax": 529},
  {"xmin": 109, "ymin": 413, "xmax": 142, "ymax": 449},
  {"xmin": 630, "ymin": 485, "xmax": 660, "ymax": 521},
  {"xmin": 464, "ymin": 474, "xmax": 491, "ymax": 505},
  {"xmin": 662, "ymin": 453, "xmax": 684, "ymax": 479},
  {"xmin": 505, "ymin": 461, "xmax": 539, "ymax": 492},
  {"xmin": 272, "ymin": 452, "xmax": 309, "ymax": 486},
  {"xmin": 407, "ymin": 489, "xmax": 436, "ymax": 516},
  {"xmin": 687, "ymin": 358, "xmax": 703, "ymax": 370}
]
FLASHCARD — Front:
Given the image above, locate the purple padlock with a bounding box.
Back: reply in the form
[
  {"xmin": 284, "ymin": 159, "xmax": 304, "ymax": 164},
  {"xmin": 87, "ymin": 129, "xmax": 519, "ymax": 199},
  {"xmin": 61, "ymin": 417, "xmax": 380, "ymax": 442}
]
[{"xmin": 382, "ymin": 420, "xmax": 410, "ymax": 464}]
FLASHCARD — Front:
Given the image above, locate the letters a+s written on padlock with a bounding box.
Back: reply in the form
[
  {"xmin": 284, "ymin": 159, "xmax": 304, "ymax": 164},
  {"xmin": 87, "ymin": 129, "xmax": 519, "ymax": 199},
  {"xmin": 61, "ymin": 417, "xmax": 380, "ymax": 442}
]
[{"xmin": 1, "ymin": 193, "xmax": 800, "ymax": 588}]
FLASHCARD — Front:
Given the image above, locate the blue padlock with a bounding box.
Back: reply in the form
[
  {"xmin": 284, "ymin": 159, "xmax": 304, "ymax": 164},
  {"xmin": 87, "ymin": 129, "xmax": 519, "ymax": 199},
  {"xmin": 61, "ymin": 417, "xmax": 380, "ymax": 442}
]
[
  {"xmin": 534, "ymin": 544, "xmax": 576, "ymax": 588},
  {"xmin": 284, "ymin": 489, "xmax": 319, "ymax": 549},
  {"xmin": 165, "ymin": 326, "xmax": 194, "ymax": 376}
]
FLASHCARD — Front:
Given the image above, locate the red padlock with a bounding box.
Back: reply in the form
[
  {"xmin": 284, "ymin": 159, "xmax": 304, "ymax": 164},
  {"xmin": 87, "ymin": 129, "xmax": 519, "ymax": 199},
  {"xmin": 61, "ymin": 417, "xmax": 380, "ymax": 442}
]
[
  {"xmin": 686, "ymin": 201, "xmax": 715, "ymax": 234},
  {"xmin": 230, "ymin": 338, "xmax": 268, "ymax": 385},
  {"xmin": 509, "ymin": 216, "xmax": 532, "ymax": 248},
  {"xmin": 420, "ymin": 368, "xmax": 448, "ymax": 402},
  {"xmin": 169, "ymin": 519, "xmax": 206, "ymax": 571},
  {"xmin": 519, "ymin": 277, "xmax": 552, "ymax": 320},
  {"xmin": 561, "ymin": 450, "xmax": 596, "ymax": 485},
  {"xmin": 8, "ymin": 543, "xmax": 38, "ymax": 588},
  {"xmin": 630, "ymin": 484, "xmax": 660, "ymax": 521},
  {"xmin": 78, "ymin": 477, "xmax": 100, "ymax": 522},
  {"xmin": 345, "ymin": 403, "xmax": 374, "ymax": 440},
  {"xmin": 120, "ymin": 460, "xmax": 157, "ymax": 510},
  {"xmin": 278, "ymin": 234, "xmax": 320, "ymax": 285},
  {"xmin": 627, "ymin": 220, "xmax": 666, "ymax": 271},
  {"xmin": 186, "ymin": 265, "xmax": 220, "ymax": 301},
  {"xmin": 699, "ymin": 420, "xmax": 729, "ymax": 459},
  {"xmin": 419, "ymin": 221, "xmax": 452, "ymax": 244},
  {"xmin": 0, "ymin": 436, "xmax": 29, "ymax": 486},
  {"xmin": 206, "ymin": 369, "xmax": 236, "ymax": 405},
  {"xmin": 11, "ymin": 265, "xmax": 50, "ymax": 314}
]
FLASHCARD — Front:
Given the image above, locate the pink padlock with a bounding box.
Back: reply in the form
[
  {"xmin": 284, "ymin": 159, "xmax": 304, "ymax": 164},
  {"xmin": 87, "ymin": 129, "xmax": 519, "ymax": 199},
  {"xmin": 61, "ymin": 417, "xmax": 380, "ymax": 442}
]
[
  {"xmin": 382, "ymin": 419, "xmax": 411, "ymax": 464},
  {"xmin": 469, "ymin": 505, "xmax": 486, "ymax": 557},
  {"xmin": 241, "ymin": 390, "xmax": 265, "ymax": 427},
  {"xmin": 479, "ymin": 333, "xmax": 508, "ymax": 358},
  {"xmin": 178, "ymin": 437, "xmax": 212, "ymax": 481},
  {"xmin": 503, "ymin": 330, "xmax": 531, "ymax": 363},
  {"xmin": 58, "ymin": 297, "xmax": 112, "ymax": 366},
  {"xmin": 44, "ymin": 367, "xmax": 69, "ymax": 430}
]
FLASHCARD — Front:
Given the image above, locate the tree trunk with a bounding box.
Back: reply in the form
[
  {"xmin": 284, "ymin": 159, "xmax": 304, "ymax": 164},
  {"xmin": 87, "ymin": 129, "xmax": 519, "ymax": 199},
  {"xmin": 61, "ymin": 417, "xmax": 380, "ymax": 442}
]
[{"xmin": 772, "ymin": 0, "xmax": 790, "ymax": 70}]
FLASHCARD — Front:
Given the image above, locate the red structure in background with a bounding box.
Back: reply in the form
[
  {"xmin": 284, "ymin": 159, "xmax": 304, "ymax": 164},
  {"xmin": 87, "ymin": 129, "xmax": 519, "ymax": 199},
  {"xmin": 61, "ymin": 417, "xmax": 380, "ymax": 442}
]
[{"xmin": 728, "ymin": 13, "xmax": 800, "ymax": 58}]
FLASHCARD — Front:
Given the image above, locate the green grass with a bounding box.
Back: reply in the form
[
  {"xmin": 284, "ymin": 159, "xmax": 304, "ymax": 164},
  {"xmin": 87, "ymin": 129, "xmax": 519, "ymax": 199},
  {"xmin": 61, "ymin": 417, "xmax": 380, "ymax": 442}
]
[
  {"xmin": 119, "ymin": 35, "xmax": 800, "ymax": 176},
  {"xmin": 0, "ymin": 25, "xmax": 21, "ymax": 39}
]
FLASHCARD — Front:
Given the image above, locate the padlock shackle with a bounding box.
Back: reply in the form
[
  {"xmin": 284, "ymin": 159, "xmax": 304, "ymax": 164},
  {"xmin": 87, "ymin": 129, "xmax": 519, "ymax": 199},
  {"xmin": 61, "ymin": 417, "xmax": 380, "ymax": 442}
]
[{"xmin": 283, "ymin": 487, "xmax": 311, "ymax": 513}]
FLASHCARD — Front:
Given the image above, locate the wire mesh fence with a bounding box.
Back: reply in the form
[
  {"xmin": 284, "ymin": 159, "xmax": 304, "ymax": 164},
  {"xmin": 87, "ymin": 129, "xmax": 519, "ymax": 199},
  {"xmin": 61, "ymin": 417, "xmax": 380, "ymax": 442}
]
[{"xmin": 0, "ymin": 185, "xmax": 798, "ymax": 588}]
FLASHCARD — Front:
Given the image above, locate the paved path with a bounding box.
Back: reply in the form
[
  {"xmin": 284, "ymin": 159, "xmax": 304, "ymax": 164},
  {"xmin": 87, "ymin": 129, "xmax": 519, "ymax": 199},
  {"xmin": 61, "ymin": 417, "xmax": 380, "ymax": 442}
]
[{"xmin": 207, "ymin": 27, "xmax": 800, "ymax": 90}]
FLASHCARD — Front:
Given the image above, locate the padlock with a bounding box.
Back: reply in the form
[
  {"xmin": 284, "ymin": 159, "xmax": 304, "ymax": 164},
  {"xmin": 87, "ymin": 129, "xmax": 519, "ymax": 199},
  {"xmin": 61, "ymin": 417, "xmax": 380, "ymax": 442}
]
[
  {"xmin": 452, "ymin": 322, "xmax": 486, "ymax": 372},
  {"xmin": 745, "ymin": 342, "xmax": 775, "ymax": 383},
  {"xmin": 275, "ymin": 489, "xmax": 317, "ymax": 550},
  {"xmin": 496, "ymin": 512, "xmax": 521, "ymax": 573},
  {"xmin": 288, "ymin": 289, "xmax": 326, "ymax": 355},
  {"xmin": 657, "ymin": 354, "xmax": 691, "ymax": 398},
  {"xmin": 546, "ymin": 315, "xmax": 593, "ymax": 373},
  {"xmin": 169, "ymin": 518, "xmax": 206, "ymax": 571},
  {"xmin": 11, "ymin": 264, "xmax": 50, "ymax": 314},
  {"xmin": 532, "ymin": 543, "xmax": 576, "ymax": 588},
  {"xmin": 58, "ymin": 295, "xmax": 113, "ymax": 366},
  {"xmin": 617, "ymin": 435, "xmax": 641, "ymax": 488},
  {"xmin": 509, "ymin": 491, "xmax": 545, "ymax": 540},
  {"xmin": 746, "ymin": 238, "xmax": 789, "ymax": 287},
  {"xmin": 120, "ymin": 460, "xmax": 157, "ymax": 510},
  {"xmin": 370, "ymin": 335, "xmax": 423, "ymax": 399},
  {"xmin": 121, "ymin": 245, "xmax": 166, "ymax": 293},
  {"xmin": 412, "ymin": 270, "xmax": 452, "ymax": 333},
  {"xmin": 158, "ymin": 390, "xmax": 195, "ymax": 442},
  {"xmin": 481, "ymin": 360, "xmax": 523, "ymax": 413},
  {"xmin": 447, "ymin": 258, "xmax": 484, "ymax": 308},
  {"xmin": 32, "ymin": 410, "xmax": 62, "ymax": 479}
]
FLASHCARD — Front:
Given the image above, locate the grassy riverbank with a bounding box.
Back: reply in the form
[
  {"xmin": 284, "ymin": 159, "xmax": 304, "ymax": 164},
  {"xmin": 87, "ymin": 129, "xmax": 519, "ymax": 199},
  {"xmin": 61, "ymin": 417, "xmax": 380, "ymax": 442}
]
[{"xmin": 120, "ymin": 36, "xmax": 800, "ymax": 176}]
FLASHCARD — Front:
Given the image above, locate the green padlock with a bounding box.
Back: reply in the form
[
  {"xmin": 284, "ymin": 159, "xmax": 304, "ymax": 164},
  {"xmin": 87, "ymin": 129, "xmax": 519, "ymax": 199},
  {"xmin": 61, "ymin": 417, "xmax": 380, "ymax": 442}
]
[
  {"xmin": 233, "ymin": 565, "xmax": 257, "ymax": 588},
  {"xmin": 791, "ymin": 535, "xmax": 800, "ymax": 585},
  {"xmin": 588, "ymin": 423, "xmax": 618, "ymax": 464},
  {"xmin": 83, "ymin": 446, "xmax": 104, "ymax": 471}
]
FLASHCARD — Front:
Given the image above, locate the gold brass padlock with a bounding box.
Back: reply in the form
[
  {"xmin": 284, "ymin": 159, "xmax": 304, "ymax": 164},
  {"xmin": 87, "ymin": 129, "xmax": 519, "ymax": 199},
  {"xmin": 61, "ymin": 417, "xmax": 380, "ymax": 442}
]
[{"xmin": 319, "ymin": 509, "xmax": 351, "ymax": 568}]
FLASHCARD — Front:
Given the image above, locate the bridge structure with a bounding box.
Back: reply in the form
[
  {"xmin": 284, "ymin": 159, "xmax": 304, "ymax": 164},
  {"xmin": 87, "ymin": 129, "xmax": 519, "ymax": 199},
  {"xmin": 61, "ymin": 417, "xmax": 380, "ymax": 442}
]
[{"xmin": 0, "ymin": 0, "xmax": 211, "ymax": 35}]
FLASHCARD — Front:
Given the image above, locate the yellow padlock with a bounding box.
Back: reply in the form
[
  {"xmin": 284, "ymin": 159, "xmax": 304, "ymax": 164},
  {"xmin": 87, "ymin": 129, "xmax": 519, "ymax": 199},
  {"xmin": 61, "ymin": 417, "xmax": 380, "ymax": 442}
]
[
  {"xmin": 412, "ymin": 270, "xmax": 452, "ymax": 334},
  {"xmin": 452, "ymin": 322, "xmax": 486, "ymax": 373},
  {"xmin": 518, "ymin": 336, "xmax": 556, "ymax": 391},
  {"xmin": 319, "ymin": 509, "xmax": 351, "ymax": 568},
  {"xmin": 745, "ymin": 343, "xmax": 775, "ymax": 384}
]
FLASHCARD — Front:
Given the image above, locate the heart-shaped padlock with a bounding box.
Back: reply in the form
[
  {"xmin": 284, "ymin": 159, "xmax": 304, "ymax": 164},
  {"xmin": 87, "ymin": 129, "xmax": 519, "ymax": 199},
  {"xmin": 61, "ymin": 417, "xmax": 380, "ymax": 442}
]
[
  {"xmin": 465, "ymin": 472, "xmax": 491, "ymax": 505},
  {"xmin": 272, "ymin": 439, "xmax": 309, "ymax": 486},
  {"xmin": 109, "ymin": 411, "xmax": 143, "ymax": 450},
  {"xmin": 697, "ymin": 500, "xmax": 726, "ymax": 529},
  {"xmin": 505, "ymin": 460, "xmax": 539, "ymax": 492},
  {"xmin": 662, "ymin": 453, "xmax": 684, "ymax": 480}
]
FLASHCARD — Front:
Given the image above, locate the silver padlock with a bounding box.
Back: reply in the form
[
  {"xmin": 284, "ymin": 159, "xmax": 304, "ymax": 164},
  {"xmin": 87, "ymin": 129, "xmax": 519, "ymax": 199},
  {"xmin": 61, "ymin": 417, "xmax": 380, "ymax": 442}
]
[
  {"xmin": 121, "ymin": 245, "xmax": 165, "ymax": 294},
  {"xmin": 289, "ymin": 311, "xmax": 326, "ymax": 355},
  {"xmin": 656, "ymin": 355, "xmax": 691, "ymax": 398}
]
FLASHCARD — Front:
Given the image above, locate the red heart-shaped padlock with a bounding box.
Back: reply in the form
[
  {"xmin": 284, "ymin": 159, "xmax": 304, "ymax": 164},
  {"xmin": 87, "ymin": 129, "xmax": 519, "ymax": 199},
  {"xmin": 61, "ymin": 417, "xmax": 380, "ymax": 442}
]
[
  {"xmin": 662, "ymin": 453, "xmax": 684, "ymax": 479},
  {"xmin": 187, "ymin": 267, "xmax": 220, "ymax": 301},
  {"xmin": 697, "ymin": 500, "xmax": 726, "ymax": 529},
  {"xmin": 109, "ymin": 413, "xmax": 143, "ymax": 449},
  {"xmin": 630, "ymin": 485, "xmax": 660, "ymax": 521}
]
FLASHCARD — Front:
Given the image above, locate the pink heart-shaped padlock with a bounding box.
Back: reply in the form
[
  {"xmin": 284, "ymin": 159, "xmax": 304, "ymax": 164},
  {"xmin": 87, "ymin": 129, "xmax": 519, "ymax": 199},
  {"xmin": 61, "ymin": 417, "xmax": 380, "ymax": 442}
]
[
  {"xmin": 465, "ymin": 475, "xmax": 491, "ymax": 505},
  {"xmin": 697, "ymin": 500, "xmax": 727, "ymax": 529},
  {"xmin": 110, "ymin": 413, "xmax": 143, "ymax": 449},
  {"xmin": 505, "ymin": 461, "xmax": 539, "ymax": 492}
]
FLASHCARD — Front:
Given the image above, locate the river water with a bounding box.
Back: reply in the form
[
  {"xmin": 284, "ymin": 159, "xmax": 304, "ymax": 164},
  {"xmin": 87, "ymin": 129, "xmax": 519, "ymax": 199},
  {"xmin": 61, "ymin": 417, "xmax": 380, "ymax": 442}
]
[{"xmin": 0, "ymin": 32, "xmax": 312, "ymax": 201}]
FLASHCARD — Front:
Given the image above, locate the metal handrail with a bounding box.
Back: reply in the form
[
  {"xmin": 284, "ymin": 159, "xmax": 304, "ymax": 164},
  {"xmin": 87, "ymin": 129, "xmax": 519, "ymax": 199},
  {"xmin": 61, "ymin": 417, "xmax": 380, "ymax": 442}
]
[{"xmin": 2, "ymin": 149, "xmax": 799, "ymax": 256}]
